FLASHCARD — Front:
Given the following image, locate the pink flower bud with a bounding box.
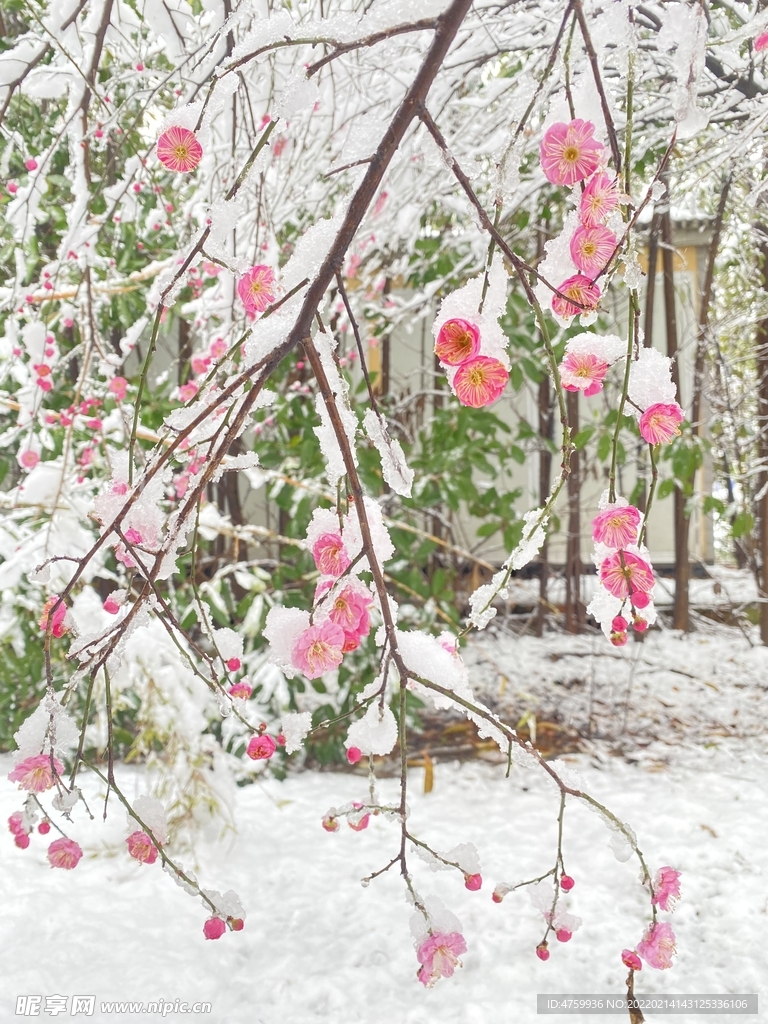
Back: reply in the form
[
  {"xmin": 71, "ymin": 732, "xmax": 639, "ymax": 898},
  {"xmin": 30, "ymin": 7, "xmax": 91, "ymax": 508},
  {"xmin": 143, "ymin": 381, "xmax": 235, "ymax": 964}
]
[
  {"xmin": 203, "ymin": 916, "xmax": 226, "ymax": 940},
  {"xmin": 136, "ymin": 62, "xmax": 145, "ymax": 71},
  {"xmin": 622, "ymin": 949, "xmax": 642, "ymax": 971},
  {"xmin": 126, "ymin": 830, "xmax": 158, "ymax": 864},
  {"xmin": 226, "ymin": 657, "xmax": 241, "ymax": 672},
  {"xmin": 25, "ymin": 158, "xmax": 38, "ymax": 171},
  {"xmin": 611, "ymin": 616, "xmax": 628, "ymax": 632},
  {"xmin": 14, "ymin": 832, "xmax": 30, "ymax": 849},
  {"xmin": 276, "ymin": 733, "xmax": 286, "ymax": 746},
  {"xmin": 464, "ymin": 873, "xmax": 482, "ymax": 891},
  {"xmin": 246, "ymin": 734, "xmax": 276, "ymax": 760},
  {"xmin": 103, "ymin": 597, "xmax": 120, "ymax": 615},
  {"xmin": 229, "ymin": 917, "xmax": 244, "ymax": 931},
  {"xmin": 8, "ymin": 182, "xmax": 18, "ymax": 194},
  {"xmin": 536, "ymin": 943, "xmax": 550, "ymax": 961},
  {"xmin": 633, "ymin": 616, "xmax": 648, "ymax": 632},
  {"xmin": 632, "ymin": 591, "xmax": 650, "ymax": 609},
  {"xmin": 560, "ymin": 875, "xmax": 575, "ymax": 891},
  {"xmin": 38, "ymin": 821, "xmax": 51, "ymax": 835},
  {"xmin": 346, "ymin": 746, "xmax": 362, "ymax": 765},
  {"xmin": 491, "ymin": 890, "xmax": 504, "ymax": 904},
  {"xmin": 322, "ymin": 815, "xmax": 339, "ymax": 833},
  {"xmin": 610, "ymin": 631, "xmax": 628, "ymax": 647},
  {"xmin": 556, "ymin": 929, "xmax": 572, "ymax": 943}
]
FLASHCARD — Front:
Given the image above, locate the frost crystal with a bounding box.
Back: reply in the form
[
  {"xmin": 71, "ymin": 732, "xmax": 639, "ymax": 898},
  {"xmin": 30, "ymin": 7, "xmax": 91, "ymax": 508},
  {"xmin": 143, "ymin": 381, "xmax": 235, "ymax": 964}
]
[
  {"xmin": 280, "ymin": 711, "xmax": 313, "ymax": 754},
  {"xmin": 345, "ymin": 701, "xmax": 398, "ymax": 756},
  {"xmin": 132, "ymin": 795, "xmax": 169, "ymax": 845},
  {"xmin": 363, "ymin": 409, "xmax": 414, "ymax": 497},
  {"xmin": 628, "ymin": 347, "xmax": 677, "ymax": 412}
]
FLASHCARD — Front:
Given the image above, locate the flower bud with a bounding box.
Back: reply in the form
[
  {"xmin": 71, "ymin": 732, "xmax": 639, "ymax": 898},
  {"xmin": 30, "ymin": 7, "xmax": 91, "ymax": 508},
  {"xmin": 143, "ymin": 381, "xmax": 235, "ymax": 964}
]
[
  {"xmin": 203, "ymin": 917, "xmax": 226, "ymax": 940},
  {"xmin": 560, "ymin": 875, "xmax": 575, "ymax": 891},
  {"xmin": 536, "ymin": 943, "xmax": 550, "ymax": 961},
  {"xmin": 464, "ymin": 873, "xmax": 482, "ymax": 891}
]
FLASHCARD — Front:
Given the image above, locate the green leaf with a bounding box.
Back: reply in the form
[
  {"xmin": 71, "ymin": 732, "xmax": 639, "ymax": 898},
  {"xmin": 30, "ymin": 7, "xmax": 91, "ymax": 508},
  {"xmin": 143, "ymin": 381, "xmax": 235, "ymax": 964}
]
[
  {"xmin": 573, "ymin": 426, "xmax": 595, "ymax": 450},
  {"xmin": 732, "ymin": 511, "xmax": 754, "ymax": 540},
  {"xmin": 657, "ymin": 478, "xmax": 676, "ymax": 499}
]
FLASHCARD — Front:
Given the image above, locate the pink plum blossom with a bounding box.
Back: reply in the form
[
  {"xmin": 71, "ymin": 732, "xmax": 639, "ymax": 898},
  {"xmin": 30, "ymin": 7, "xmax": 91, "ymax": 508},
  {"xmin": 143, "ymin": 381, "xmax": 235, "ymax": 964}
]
[
  {"xmin": 20, "ymin": 450, "xmax": 40, "ymax": 470},
  {"xmin": 312, "ymin": 533, "xmax": 351, "ymax": 578},
  {"xmin": 580, "ymin": 172, "xmax": 620, "ymax": 227},
  {"xmin": 756, "ymin": 31, "xmax": 768, "ymax": 51},
  {"xmin": 8, "ymin": 754, "xmax": 64, "ymax": 792},
  {"xmin": 229, "ymin": 681, "xmax": 252, "ymax": 699},
  {"xmin": 246, "ymin": 734, "xmax": 277, "ymax": 760},
  {"xmin": 570, "ymin": 224, "xmax": 616, "ymax": 277},
  {"xmin": 416, "ymin": 931, "xmax": 467, "ymax": 987},
  {"xmin": 292, "ymin": 621, "xmax": 345, "ymax": 679},
  {"xmin": 551, "ymin": 275, "xmax": 601, "ymax": 319},
  {"xmin": 651, "ymin": 866, "xmax": 681, "ymax": 911},
  {"xmin": 639, "ymin": 402, "xmax": 684, "ymax": 445},
  {"xmin": 109, "ymin": 377, "xmax": 128, "ymax": 400},
  {"xmin": 237, "ymin": 265, "xmax": 276, "ymax": 315},
  {"xmin": 592, "ymin": 505, "xmax": 641, "ymax": 548},
  {"xmin": 560, "ymin": 351, "xmax": 609, "ymax": 397},
  {"xmin": 348, "ymin": 802, "xmax": 370, "ymax": 831},
  {"xmin": 328, "ymin": 586, "xmax": 372, "ymax": 650},
  {"xmin": 47, "ymin": 837, "xmax": 83, "ymax": 870},
  {"xmin": 156, "ymin": 126, "xmax": 203, "ymax": 173},
  {"xmin": 637, "ymin": 921, "xmax": 676, "ymax": 970},
  {"xmin": 434, "ymin": 319, "xmax": 481, "ymax": 365},
  {"xmin": 203, "ymin": 917, "xmax": 226, "ymax": 940},
  {"xmin": 453, "ymin": 356, "xmax": 509, "ymax": 408},
  {"xmin": 540, "ymin": 120, "xmax": 603, "ymax": 186},
  {"xmin": 599, "ymin": 551, "xmax": 655, "ymax": 601},
  {"xmin": 126, "ymin": 831, "xmax": 158, "ymax": 864},
  {"xmin": 622, "ymin": 949, "xmax": 642, "ymax": 971}
]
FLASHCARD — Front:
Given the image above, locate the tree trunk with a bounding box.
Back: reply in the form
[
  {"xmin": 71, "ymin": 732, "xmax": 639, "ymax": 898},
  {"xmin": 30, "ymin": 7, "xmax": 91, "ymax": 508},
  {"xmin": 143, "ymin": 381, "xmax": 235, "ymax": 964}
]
[
  {"xmin": 756, "ymin": 217, "xmax": 768, "ymax": 644},
  {"xmin": 564, "ymin": 391, "xmax": 584, "ymax": 632},
  {"xmin": 660, "ymin": 196, "xmax": 689, "ymax": 631},
  {"xmin": 537, "ymin": 372, "xmax": 553, "ymax": 636}
]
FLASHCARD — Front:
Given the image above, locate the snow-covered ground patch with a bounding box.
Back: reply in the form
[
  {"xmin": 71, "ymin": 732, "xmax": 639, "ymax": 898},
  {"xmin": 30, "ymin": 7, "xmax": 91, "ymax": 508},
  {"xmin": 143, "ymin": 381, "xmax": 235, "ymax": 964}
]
[{"xmin": 1, "ymin": 628, "xmax": 766, "ymax": 1024}]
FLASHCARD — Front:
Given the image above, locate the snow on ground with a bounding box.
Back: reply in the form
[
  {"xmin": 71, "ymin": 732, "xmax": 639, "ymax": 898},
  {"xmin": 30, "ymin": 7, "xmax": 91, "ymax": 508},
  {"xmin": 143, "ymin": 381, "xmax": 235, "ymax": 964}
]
[{"xmin": 1, "ymin": 629, "xmax": 767, "ymax": 1024}]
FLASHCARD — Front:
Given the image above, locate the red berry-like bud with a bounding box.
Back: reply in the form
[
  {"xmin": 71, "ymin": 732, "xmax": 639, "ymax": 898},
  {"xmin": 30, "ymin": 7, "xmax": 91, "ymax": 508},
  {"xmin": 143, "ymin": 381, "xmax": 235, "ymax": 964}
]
[
  {"xmin": 536, "ymin": 943, "xmax": 550, "ymax": 961},
  {"xmin": 229, "ymin": 918, "xmax": 244, "ymax": 931},
  {"xmin": 346, "ymin": 746, "xmax": 362, "ymax": 764},
  {"xmin": 203, "ymin": 917, "xmax": 226, "ymax": 940},
  {"xmin": 227, "ymin": 658, "xmax": 241, "ymax": 672},
  {"xmin": 611, "ymin": 615, "xmax": 628, "ymax": 632},
  {"xmin": 560, "ymin": 875, "xmax": 575, "ymax": 891},
  {"xmin": 38, "ymin": 821, "xmax": 51, "ymax": 835},
  {"xmin": 556, "ymin": 929, "xmax": 572, "ymax": 943},
  {"xmin": 276, "ymin": 734, "xmax": 286, "ymax": 746},
  {"xmin": 610, "ymin": 631, "xmax": 628, "ymax": 647},
  {"xmin": 464, "ymin": 873, "xmax": 482, "ymax": 891},
  {"xmin": 633, "ymin": 616, "xmax": 648, "ymax": 632}
]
